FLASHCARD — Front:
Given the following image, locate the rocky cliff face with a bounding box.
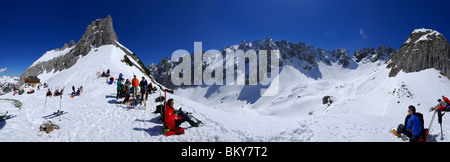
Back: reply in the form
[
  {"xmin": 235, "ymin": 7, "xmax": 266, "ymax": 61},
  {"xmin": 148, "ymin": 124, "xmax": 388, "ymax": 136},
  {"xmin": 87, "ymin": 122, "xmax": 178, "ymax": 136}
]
[
  {"xmin": 148, "ymin": 57, "xmax": 176, "ymax": 89},
  {"xmin": 19, "ymin": 15, "xmax": 122, "ymax": 86},
  {"xmin": 0, "ymin": 76, "xmax": 19, "ymax": 96},
  {"xmin": 387, "ymin": 28, "xmax": 450, "ymax": 78},
  {"xmin": 353, "ymin": 46, "xmax": 396, "ymax": 63}
]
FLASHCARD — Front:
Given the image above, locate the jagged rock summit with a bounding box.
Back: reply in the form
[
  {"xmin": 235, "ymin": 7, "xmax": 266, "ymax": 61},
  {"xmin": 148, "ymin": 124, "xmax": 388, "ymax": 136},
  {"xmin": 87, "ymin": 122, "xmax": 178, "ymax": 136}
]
[
  {"xmin": 19, "ymin": 15, "xmax": 146, "ymax": 87},
  {"xmin": 387, "ymin": 28, "xmax": 450, "ymax": 79}
]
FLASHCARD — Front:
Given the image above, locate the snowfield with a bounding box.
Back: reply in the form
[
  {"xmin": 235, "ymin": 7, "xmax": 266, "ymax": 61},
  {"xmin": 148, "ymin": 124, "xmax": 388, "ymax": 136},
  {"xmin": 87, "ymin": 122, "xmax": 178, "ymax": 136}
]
[
  {"xmin": 1, "ymin": 44, "xmax": 450, "ymax": 142},
  {"xmin": 175, "ymin": 60, "xmax": 450, "ymax": 142}
]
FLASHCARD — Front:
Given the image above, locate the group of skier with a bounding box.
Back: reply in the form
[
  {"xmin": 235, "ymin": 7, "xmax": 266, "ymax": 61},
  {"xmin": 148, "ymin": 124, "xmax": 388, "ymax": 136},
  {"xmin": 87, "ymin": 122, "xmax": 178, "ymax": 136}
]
[
  {"xmin": 394, "ymin": 96, "xmax": 450, "ymax": 142},
  {"xmin": 108, "ymin": 71, "xmax": 202, "ymax": 137},
  {"xmin": 115, "ymin": 75, "xmax": 157, "ymax": 104}
]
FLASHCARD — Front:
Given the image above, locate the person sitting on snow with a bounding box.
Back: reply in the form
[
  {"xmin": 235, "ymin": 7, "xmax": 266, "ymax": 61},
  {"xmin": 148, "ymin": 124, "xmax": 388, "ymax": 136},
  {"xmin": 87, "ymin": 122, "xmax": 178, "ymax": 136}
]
[
  {"xmin": 18, "ymin": 89, "xmax": 24, "ymax": 95},
  {"xmin": 108, "ymin": 77, "xmax": 114, "ymax": 85},
  {"xmin": 101, "ymin": 71, "xmax": 107, "ymax": 77},
  {"xmin": 147, "ymin": 83, "xmax": 153, "ymax": 94},
  {"xmin": 27, "ymin": 89, "xmax": 35, "ymax": 94},
  {"xmin": 54, "ymin": 88, "xmax": 63, "ymax": 96},
  {"xmin": 164, "ymin": 98, "xmax": 201, "ymax": 137},
  {"xmin": 46, "ymin": 89, "xmax": 52, "ymax": 97},
  {"xmin": 395, "ymin": 105, "xmax": 423, "ymax": 142},
  {"xmin": 116, "ymin": 79, "xmax": 123, "ymax": 99}
]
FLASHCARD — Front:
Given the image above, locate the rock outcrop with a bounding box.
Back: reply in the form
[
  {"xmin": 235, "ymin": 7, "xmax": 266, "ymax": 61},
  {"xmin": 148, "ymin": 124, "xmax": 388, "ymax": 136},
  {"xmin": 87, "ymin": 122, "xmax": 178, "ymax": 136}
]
[
  {"xmin": 0, "ymin": 76, "xmax": 19, "ymax": 95},
  {"xmin": 353, "ymin": 46, "xmax": 396, "ymax": 63},
  {"xmin": 19, "ymin": 15, "xmax": 121, "ymax": 86},
  {"xmin": 387, "ymin": 28, "xmax": 450, "ymax": 78}
]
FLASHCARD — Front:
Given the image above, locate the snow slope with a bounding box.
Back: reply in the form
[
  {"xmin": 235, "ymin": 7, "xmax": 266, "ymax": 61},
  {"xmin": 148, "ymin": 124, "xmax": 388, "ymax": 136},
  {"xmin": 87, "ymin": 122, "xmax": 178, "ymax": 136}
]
[
  {"xmin": 30, "ymin": 47, "xmax": 75, "ymax": 67},
  {"xmin": 175, "ymin": 60, "xmax": 450, "ymax": 142}
]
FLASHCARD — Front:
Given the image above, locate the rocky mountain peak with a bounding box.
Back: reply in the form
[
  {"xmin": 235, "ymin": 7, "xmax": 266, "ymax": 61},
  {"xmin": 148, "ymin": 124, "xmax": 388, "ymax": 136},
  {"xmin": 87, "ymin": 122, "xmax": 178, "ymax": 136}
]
[
  {"xmin": 72, "ymin": 15, "xmax": 118, "ymax": 56},
  {"xmin": 353, "ymin": 46, "xmax": 396, "ymax": 63},
  {"xmin": 403, "ymin": 28, "xmax": 444, "ymax": 45},
  {"xmin": 387, "ymin": 28, "xmax": 450, "ymax": 79},
  {"xmin": 252, "ymin": 36, "xmax": 278, "ymax": 50},
  {"xmin": 238, "ymin": 40, "xmax": 252, "ymax": 51},
  {"xmin": 19, "ymin": 15, "xmax": 123, "ymax": 86}
]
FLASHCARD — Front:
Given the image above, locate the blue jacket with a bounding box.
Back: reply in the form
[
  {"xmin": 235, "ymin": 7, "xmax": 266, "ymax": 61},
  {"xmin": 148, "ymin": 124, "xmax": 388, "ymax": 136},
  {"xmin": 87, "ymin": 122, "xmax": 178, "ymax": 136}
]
[{"xmin": 406, "ymin": 114, "xmax": 423, "ymax": 136}]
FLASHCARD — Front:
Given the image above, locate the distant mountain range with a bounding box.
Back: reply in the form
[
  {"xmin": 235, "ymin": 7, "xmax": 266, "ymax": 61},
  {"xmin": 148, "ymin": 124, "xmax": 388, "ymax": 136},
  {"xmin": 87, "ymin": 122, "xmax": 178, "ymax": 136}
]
[
  {"xmin": 147, "ymin": 37, "xmax": 396, "ymax": 89},
  {"xmin": 0, "ymin": 76, "xmax": 19, "ymax": 96}
]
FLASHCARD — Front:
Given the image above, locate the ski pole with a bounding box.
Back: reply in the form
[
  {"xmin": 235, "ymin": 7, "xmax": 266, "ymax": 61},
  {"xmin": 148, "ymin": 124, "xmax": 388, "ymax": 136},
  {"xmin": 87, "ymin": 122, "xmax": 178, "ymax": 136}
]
[
  {"xmin": 60, "ymin": 93, "xmax": 62, "ymax": 112},
  {"xmin": 441, "ymin": 123, "xmax": 444, "ymax": 140},
  {"xmin": 159, "ymin": 89, "xmax": 163, "ymax": 114},
  {"xmin": 44, "ymin": 96, "xmax": 47, "ymax": 114},
  {"xmin": 164, "ymin": 89, "xmax": 167, "ymax": 117}
]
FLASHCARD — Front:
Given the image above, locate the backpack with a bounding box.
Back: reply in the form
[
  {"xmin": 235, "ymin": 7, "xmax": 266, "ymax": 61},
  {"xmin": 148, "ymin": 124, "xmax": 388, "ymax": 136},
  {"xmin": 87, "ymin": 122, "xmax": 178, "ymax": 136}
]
[
  {"xmin": 415, "ymin": 112, "xmax": 429, "ymax": 142},
  {"xmin": 418, "ymin": 128, "xmax": 429, "ymax": 142},
  {"xmin": 120, "ymin": 85, "xmax": 125, "ymax": 92},
  {"xmin": 415, "ymin": 112, "xmax": 425, "ymax": 129},
  {"xmin": 155, "ymin": 96, "xmax": 165, "ymax": 102}
]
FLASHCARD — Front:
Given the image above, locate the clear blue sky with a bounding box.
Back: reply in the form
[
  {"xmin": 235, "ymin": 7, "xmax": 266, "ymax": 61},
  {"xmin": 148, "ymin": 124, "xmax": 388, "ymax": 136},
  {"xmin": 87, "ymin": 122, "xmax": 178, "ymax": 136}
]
[{"xmin": 0, "ymin": 0, "xmax": 449, "ymax": 76}]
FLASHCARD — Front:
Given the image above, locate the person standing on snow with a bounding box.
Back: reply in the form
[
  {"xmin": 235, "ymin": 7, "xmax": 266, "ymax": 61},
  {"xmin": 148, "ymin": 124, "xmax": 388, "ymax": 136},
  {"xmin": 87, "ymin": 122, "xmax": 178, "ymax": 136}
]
[
  {"xmin": 119, "ymin": 73, "xmax": 123, "ymax": 80},
  {"xmin": 116, "ymin": 79, "xmax": 123, "ymax": 99},
  {"xmin": 131, "ymin": 75, "xmax": 139, "ymax": 99},
  {"xmin": 122, "ymin": 79, "xmax": 131, "ymax": 104},
  {"xmin": 140, "ymin": 77, "xmax": 148, "ymax": 101},
  {"xmin": 124, "ymin": 79, "xmax": 131, "ymax": 93},
  {"xmin": 395, "ymin": 105, "xmax": 423, "ymax": 142}
]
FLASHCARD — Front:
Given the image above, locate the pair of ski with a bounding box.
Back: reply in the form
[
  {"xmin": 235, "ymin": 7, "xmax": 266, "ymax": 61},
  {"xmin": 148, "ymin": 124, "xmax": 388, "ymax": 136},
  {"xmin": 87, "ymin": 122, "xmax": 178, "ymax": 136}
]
[
  {"xmin": 128, "ymin": 98, "xmax": 147, "ymax": 110},
  {"xmin": 43, "ymin": 110, "xmax": 68, "ymax": 119},
  {"xmin": 0, "ymin": 112, "xmax": 16, "ymax": 121}
]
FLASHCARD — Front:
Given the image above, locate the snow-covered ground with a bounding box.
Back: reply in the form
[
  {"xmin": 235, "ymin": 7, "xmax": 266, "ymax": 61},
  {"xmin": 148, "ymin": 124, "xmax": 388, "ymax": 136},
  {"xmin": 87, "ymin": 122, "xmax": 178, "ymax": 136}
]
[
  {"xmin": 176, "ymin": 60, "xmax": 450, "ymax": 142},
  {"xmin": 1, "ymin": 44, "xmax": 450, "ymax": 142}
]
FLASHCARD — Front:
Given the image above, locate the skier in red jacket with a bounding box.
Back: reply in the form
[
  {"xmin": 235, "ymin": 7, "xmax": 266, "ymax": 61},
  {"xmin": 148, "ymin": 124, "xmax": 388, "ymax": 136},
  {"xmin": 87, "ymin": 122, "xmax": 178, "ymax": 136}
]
[
  {"xmin": 437, "ymin": 97, "xmax": 450, "ymax": 111},
  {"xmin": 164, "ymin": 98, "xmax": 185, "ymax": 136},
  {"xmin": 436, "ymin": 97, "xmax": 450, "ymax": 124},
  {"xmin": 443, "ymin": 96, "xmax": 450, "ymax": 105}
]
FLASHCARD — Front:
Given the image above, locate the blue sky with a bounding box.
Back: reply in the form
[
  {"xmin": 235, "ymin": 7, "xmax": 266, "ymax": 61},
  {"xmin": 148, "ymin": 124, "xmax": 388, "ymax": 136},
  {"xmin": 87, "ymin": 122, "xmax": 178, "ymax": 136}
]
[{"xmin": 0, "ymin": 0, "xmax": 449, "ymax": 76}]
